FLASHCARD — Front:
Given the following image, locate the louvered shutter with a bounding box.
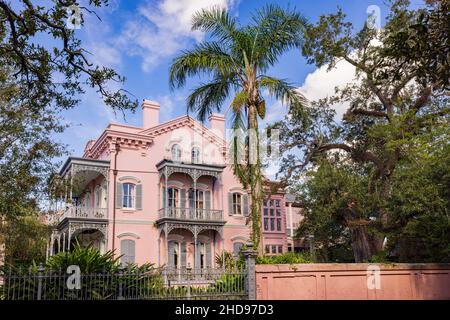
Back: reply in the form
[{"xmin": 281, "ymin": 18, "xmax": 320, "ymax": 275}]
[
  {"xmin": 168, "ymin": 241, "xmax": 175, "ymax": 268},
  {"xmin": 181, "ymin": 241, "xmax": 187, "ymax": 269},
  {"xmin": 228, "ymin": 193, "xmax": 233, "ymax": 215},
  {"xmin": 205, "ymin": 242, "xmax": 212, "ymax": 268},
  {"xmin": 243, "ymin": 194, "xmax": 249, "ymax": 216},
  {"xmin": 116, "ymin": 182, "xmax": 122, "ymax": 208},
  {"xmin": 135, "ymin": 184, "xmax": 142, "ymax": 210}
]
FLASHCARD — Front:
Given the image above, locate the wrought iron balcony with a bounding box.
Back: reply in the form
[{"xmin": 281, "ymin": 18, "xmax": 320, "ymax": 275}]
[
  {"xmin": 158, "ymin": 207, "xmax": 223, "ymax": 222},
  {"xmin": 61, "ymin": 206, "xmax": 107, "ymax": 221}
]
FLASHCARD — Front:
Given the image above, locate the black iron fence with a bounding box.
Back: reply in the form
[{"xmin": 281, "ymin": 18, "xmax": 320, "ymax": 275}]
[{"xmin": 0, "ymin": 265, "xmax": 248, "ymax": 300}]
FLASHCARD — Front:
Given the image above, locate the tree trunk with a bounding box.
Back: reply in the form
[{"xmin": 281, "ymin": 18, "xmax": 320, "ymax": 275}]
[
  {"xmin": 248, "ymin": 103, "xmax": 264, "ymax": 255},
  {"xmin": 350, "ymin": 225, "xmax": 372, "ymax": 262}
]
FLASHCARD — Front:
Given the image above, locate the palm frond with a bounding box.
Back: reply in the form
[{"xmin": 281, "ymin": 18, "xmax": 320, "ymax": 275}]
[
  {"xmin": 250, "ymin": 4, "xmax": 309, "ymax": 70},
  {"xmin": 192, "ymin": 6, "xmax": 238, "ymax": 44},
  {"xmin": 186, "ymin": 75, "xmax": 237, "ymax": 122},
  {"xmin": 258, "ymin": 75, "xmax": 308, "ymax": 108},
  {"xmin": 169, "ymin": 42, "xmax": 235, "ymax": 89}
]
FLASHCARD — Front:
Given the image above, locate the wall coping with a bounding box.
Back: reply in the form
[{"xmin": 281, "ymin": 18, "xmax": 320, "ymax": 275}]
[{"xmin": 256, "ymin": 263, "xmax": 450, "ymax": 273}]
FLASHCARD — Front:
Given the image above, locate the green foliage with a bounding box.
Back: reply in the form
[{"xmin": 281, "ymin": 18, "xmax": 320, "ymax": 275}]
[
  {"xmin": 46, "ymin": 242, "xmax": 120, "ymax": 273},
  {"xmin": 0, "ymin": 0, "xmax": 137, "ymax": 112},
  {"xmin": 256, "ymin": 252, "xmax": 311, "ymax": 264},
  {"xmin": 275, "ymin": 0, "xmax": 449, "ymax": 262},
  {"xmin": 169, "ymin": 5, "xmax": 308, "ymax": 250},
  {"xmin": 1, "ymin": 215, "xmax": 50, "ymax": 267}
]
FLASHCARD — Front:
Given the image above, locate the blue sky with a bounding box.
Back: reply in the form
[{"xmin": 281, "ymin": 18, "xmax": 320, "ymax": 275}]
[{"xmin": 58, "ymin": 0, "xmax": 395, "ymax": 158}]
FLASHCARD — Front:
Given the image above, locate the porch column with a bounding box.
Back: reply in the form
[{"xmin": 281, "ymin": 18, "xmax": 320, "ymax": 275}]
[
  {"xmin": 164, "ymin": 168, "xmax": 168, "ymax": 216},
  {"xmin": 57, "ymin": 236, "xmax": 61, "ymax": 253},
  {"xmin": 193, "ymin": 178, "xmax": 197, "ymax": 219},
  {"xmin": 194, "ymin": 233, "xmax": 198, "ymax": 271},
  {"xmin": 62, "ymin": 233, "xmax": 66, "ymax": 252}
]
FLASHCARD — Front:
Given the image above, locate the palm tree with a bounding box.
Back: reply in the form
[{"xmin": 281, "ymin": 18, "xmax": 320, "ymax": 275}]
[{"xmin": 169, "ymin": 5, "xmax": 308, "ymax": 252}]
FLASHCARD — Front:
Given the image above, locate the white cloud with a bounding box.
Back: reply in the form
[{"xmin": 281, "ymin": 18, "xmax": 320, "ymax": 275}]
[
  {"xmin": 298, "ymin": 60, "xmax": 357, "ymax": 120},
  {"xmin": 117, "ymin": 0, "xmax": 235, "ymax": 72}
]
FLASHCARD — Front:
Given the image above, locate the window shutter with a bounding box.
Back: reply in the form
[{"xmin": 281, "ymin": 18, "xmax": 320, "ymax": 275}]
[
  {"xmin": 168, "ymin": 241, "xmax": 175, "ymax": 268},
  {"xmin": 135, "ymin": 184, "xmax": 142, "ymax": 210},
  {"xmin": 243, "ymin": 193, "xmax": 249, "ymax": 216},
  {"xmin": 205, "ymin": 242, "xmax": 211, "ymax": 268},
  {"xmin": 180, "ymin": 241, "xmax": 187, "ymax": 269},
  {"xmin": 120, "ymin": 240, "xmax": 135, "ymax": 265},
  {"xmin": 180, "ymin": 189, "xmax": 186, "ymax": 208},
  {"xmin": 116, "ymin": 182, "xmax": 122, "ymax": 209},
  {"xmin": 205, "ymin": 190, "xmax": 211, "ymax": 210},
  {"xmin": 228, "ymin": 193, "xmax": 233, "ymax": 216},
  {"xmin": 162, "ymin": 187, "xmax": 166, "ymax": 209}
]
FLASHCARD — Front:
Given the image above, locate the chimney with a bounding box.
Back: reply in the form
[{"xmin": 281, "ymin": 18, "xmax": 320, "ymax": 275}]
[
  {"xmin": 208, "ymin": 113, "xmax": 225, "ymax": 139},
  {"xmin": 142, "ymin": 100, "xmax": 160, "ymax": 128}
]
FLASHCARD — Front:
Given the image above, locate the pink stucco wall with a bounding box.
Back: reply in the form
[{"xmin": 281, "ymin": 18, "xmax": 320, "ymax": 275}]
[
  {"xmin": 80, "ymin": 102, "xmax": 252, "ymax": 265},
  {"xmin": 256, "ymin": 263, "xmax": 450, "ymax": 300}
]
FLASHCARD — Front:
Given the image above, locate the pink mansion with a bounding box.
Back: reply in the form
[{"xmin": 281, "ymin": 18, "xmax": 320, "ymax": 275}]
[{"xmin": 48, "ymin": 100, "xmax": 300, "ymax": 268}]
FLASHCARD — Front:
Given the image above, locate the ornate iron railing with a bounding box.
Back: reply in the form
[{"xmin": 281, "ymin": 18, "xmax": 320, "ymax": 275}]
[
  {"xmin": 158, "ymin": 207, "xmax": 223, "ymax": 221},
  {"xmin": 62, "ymin": 206, "xmax": 107, "ymax": 220},
  {"xmin": 0, "ymin": 266, "xmax": 247, "ymax": 300}
]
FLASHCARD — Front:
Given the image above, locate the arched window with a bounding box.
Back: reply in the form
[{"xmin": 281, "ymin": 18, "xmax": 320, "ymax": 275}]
[
  {"xmin": 191, "ymin": 147, "xmax": 200, "ymax": 164},
  {"xmin": 171, "ymin": 144, "xmax": 181, "ymax": 162},
  {"xmin": 120, "ymin": 239, "xmax": 135, "ymax": 265},
  {"xmin": 122, "ymin": 183, "xmax": 135, "ymax": 208}
]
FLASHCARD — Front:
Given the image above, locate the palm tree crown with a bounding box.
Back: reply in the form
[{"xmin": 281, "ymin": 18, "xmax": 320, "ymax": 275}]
[{"xmin": 169, "ymin": 4, "xmax": 308, "ymax": 250}]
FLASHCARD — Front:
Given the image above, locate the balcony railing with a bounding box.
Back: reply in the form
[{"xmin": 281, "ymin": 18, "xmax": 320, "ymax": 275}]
[
  {"xmin": 62, "ymin": 206, "xmax": 107, "ymax": 220},
  {"xmin": 158, "ymin": 207, "xmax": 223, "ymax": 222}
]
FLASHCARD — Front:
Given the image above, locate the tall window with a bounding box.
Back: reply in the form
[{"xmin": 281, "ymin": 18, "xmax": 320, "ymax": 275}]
[
  {"xmin": 200, "ymin": 242, "xmax": 206, "ymax": 269},
  {"xmin": 168, "ymin": 188, "xmax": 179, "ymax": 208},
  {"xmin": 263, "ymin": 197, "xmax": 283, "ymax": 232},
  {"xmin": 95, "ymin": 187, "xmax": 101, "ymax": 207},
  {"xmin": 171, "ymin": 144, "xmax": 181, "ymax": 161},
  {"xmin": 191, "ymin": 147, "xmax": 200, "ymax": 164},
  {"xmin": 196, "ymin": 190, "xmax": 204, "ymax": 210},
  {"xmin": 232, "ymin": 193, "xmax": 242, "ymax": 215},
  {"xmin": 123, "ymin": 183, "xmax": 135, "ymax": 208}
]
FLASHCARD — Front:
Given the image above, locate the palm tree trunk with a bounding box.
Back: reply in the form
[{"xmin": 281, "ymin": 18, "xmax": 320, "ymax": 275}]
[{"xmin": 248, "ymin": 103, "xmax": 264, "ymax": 254}]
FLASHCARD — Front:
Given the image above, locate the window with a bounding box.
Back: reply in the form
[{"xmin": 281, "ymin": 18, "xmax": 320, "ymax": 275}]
[
  {"xmin": 200, "ymin": 242, "xmax": 206, "ymax": 269},
  {"xmin": 95, "ymin": 187, "xmax": 102, "ymax": 208},
  {"xmin": 278, "ymin": 245, "xmax": 283, "ymax": 254},
  {"xmin": 168, "ymin": 188, "xmax": 179, "ymax": 208},
  {"xmin": 191, "ymin": 147, "xmax": 200, "ymax": 164},
  {"xmin": 232, "ymin": 193, "xmax": 242, "ymax": 215},
  {"xmin": 171, "ymin": 241, "xmax": 179, "ymax": 269},
  {"xmin": 271, "ymin": 245, "xmax": 277, "ymax": 254},
  {"xmin": 120, "ymin": 240, "xmax": 135, "ymax": 265},
  {"xmin": 263, "ymin": 197, "xmax": 283, "ymax": 232},
  {"xmin": 265, "ymin": 245, "xmax": 270, "ymax": 254},
  {"xmin": 171, "ymin": 144, "xmax": 181, "ymax": 161},
  {"xmin": 123, "ymin": 183, "xmax": 135, "ymax": 208},
  {"xmin": 196, "ymin": 190, "xmax": 204, "ymax": 210}
]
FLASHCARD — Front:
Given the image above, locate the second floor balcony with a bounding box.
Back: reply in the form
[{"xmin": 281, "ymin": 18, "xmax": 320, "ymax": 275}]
[
  {"xmin": 158, "ymin": 207, "xmax": 223, "ymax": 222},
  {"xmin": 63, "ymin": 205, "xmax": 107, "ymax": 220}
]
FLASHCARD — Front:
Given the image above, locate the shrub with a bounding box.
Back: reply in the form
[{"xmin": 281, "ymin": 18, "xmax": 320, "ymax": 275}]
[{"xmin": 256, "ymin": 252, "xmax": 311, "ymax": 264}]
